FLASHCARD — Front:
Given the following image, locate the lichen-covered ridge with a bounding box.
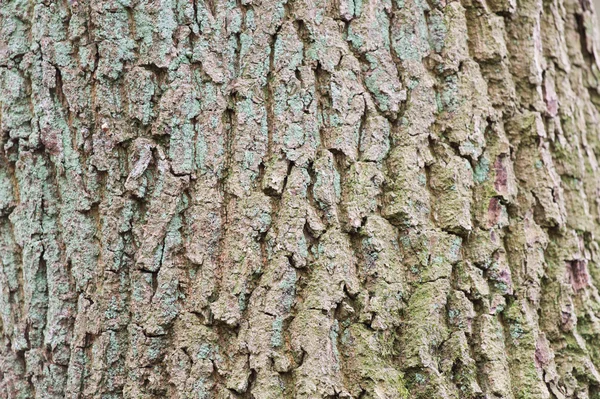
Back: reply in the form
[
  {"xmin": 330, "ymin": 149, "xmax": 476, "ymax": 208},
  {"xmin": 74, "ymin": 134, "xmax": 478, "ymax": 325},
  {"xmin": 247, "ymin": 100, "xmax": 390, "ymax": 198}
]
[{"xmin": 1, "ymin": 0, "xmax": 600, "ymax": 397}]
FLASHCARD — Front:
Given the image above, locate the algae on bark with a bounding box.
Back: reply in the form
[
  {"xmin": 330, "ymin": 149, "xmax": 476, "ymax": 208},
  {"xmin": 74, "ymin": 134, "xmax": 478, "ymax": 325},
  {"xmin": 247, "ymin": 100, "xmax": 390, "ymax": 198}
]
[{"xmin": 2, "ymin": 0, "xmax": 600, "ymax": 398}]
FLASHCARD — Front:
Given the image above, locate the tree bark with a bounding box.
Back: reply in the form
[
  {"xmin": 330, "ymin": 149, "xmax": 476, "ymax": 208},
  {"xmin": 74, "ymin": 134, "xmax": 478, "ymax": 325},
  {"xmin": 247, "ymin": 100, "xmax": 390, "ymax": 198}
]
[{"xmin": 2, "ymin": 0, "xmax": 600, "ymax": 398}]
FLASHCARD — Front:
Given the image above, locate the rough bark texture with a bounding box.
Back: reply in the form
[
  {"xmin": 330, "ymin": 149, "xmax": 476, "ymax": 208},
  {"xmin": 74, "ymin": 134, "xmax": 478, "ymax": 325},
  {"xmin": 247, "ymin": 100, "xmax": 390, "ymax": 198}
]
[{"xmin": 2, "ymin": 0, "xmax": 600, "ymax": 398}]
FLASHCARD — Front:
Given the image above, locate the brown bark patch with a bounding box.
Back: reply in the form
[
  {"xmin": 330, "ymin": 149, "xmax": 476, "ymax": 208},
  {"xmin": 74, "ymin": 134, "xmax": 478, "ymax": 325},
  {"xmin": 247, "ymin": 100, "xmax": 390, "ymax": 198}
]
[
  {"xmin": 566, "ymin": 260, "xmax": 590, "ymax": 291},
  {"xmin": 493, "ymin": 156, "xmax": 508, "ymax": 193},
  {"xmin": 40, "ymin": 128, "xmax": 62, "ymax": 155},
  {"xmin": 534, "ymin": 335, "xmax": 550, "ymax": 369},
  {"xmin": 487, "ymin": 197, "xmax": 502, "ymax": 227}
]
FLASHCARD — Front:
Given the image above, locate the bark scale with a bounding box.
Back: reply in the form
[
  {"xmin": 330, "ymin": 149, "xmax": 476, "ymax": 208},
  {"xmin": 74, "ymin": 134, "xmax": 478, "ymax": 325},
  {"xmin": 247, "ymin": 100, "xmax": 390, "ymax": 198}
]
[{"xmin": 1, "ymin": 0, "xmax": 600, "ymax": 398}]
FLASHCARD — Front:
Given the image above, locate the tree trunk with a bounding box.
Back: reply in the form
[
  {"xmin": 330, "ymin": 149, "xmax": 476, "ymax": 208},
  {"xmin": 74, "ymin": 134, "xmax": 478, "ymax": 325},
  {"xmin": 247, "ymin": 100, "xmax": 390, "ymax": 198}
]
[{"xmin": 2, "ymin": 0, "xmax": 600, "ymax": 398}]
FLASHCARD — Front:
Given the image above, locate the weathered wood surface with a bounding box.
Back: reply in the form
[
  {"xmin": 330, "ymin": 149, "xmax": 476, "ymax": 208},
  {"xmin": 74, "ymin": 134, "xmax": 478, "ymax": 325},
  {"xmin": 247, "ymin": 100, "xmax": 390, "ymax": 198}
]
[{"xmin": 2, "ymin": 0, "xmax": 600, "ymax": 397}]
